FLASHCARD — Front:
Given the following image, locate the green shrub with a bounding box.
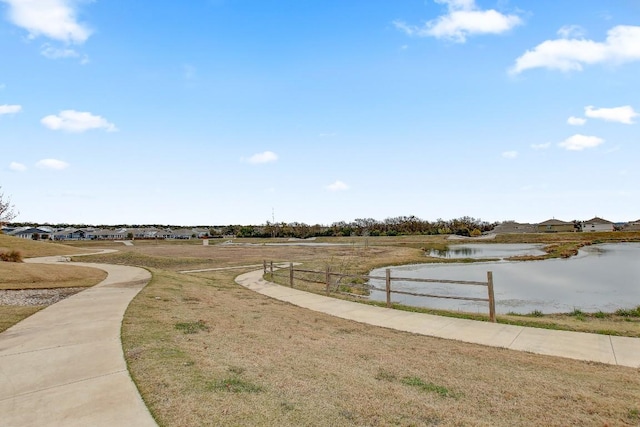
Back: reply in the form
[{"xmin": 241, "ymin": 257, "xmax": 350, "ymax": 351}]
[
  {"xmin": 570, "ymin": 308, "xmax": 585, "ymax": 321},
  {"xmin": 615, "ymin": 307, "xmax": 640, "ymax": 318}
]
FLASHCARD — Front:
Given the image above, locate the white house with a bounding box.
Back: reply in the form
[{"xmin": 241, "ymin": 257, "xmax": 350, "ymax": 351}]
[
  {"xmin": 7, "ymin": 226, "xmax": 54, "ymax": 240},
  {"xmin": 582, "ymin": 217, "xmax": 614, "ymax": 232}
]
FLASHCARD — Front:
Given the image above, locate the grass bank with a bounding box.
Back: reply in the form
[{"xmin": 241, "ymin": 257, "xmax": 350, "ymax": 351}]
[{"xmin": 0, "ymin": 234, "xmax": 108, "ymax": 331}]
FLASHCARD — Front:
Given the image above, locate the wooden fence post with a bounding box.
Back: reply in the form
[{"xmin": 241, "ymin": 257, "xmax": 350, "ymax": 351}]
[
  {"xmin": 325, "ymin": 266, "xmax": 330, "ymax": 295},
  {"xmin": 385, "ymin": 268, "xmax": 391, "ymax": 308},
  {"xmin": 487, "ymin": 271, "xmax": 496, "ymax": 323},
  {"xmin": 270, "ymin": 261, "xmax": 273, "ymax": 278},
  {"xmin": 263, "ymin": 260, "xmax": 267, "ymax": 274},
  {"xmin": 289, "ymin": 263, "xmax": 294, "ymax": 287}
]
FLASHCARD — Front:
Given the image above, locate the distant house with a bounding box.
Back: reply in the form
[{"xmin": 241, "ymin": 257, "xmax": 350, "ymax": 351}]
[
  {"xmin": 170, "ymin": 229, "xmax": 195, "ymax": 239},
  {"xmin": 94, "ymin": 229, "xmax": 128, "ymax": 240},
  {"xmin": 536, "ymin": 219, "xmax": 575, "ymax": 233},
  {"xmin": 53, "ymin": 228, "xmax": 91, "ymax": 240},
  {"xmin": 582, "ymin": 217, "xmax": 614, "ymax": 232},
  {"xmin": 623, "ymin": 220, "xmax": 640, "ymax": 232},
  {"xmin": 492, "ymin": 221, "xmax": 536, "ymax": 234},
  {"xmin": 7, "ymin": 226, "xmax": 54, "ymax": 240}
]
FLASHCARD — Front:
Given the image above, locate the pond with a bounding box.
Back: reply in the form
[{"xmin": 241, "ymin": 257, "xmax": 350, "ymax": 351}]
[
  {"xmin": 427, "ymin": 243, "xmax": 546, "ymax": 259},
  {"xmin": 369, "ymin": 243, "xmax": 640, "ymax": 315}
]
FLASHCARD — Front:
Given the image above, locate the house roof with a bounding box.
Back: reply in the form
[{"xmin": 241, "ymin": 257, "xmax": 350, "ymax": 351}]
[
  {"xmin": 7, "ymin": 226, "xmax": 53, "ymax": 235},
  {"xmin": 538, "ymin": 219, "xmax": 573, "ymax": 226},
  {"xmin": 583, "ymin": 217, "xmax": 613, "ymax": 225}
]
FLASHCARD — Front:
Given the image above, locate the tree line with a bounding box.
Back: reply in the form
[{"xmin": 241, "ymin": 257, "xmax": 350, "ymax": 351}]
[{"xmin": 219, "ymin": 216, "xmax": 497, "ymax": 238}]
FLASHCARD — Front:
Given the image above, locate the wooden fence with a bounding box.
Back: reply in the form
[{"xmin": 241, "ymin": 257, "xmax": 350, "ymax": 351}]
[{"xmin": 263, "ymin": 261, "xmax": 496, "ymax": 322}]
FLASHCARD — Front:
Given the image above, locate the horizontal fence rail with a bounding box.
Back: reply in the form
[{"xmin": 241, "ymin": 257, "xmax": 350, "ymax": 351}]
[{"xmin": 263, "ymin": 261, "xmax": 496, "ymax": 322}]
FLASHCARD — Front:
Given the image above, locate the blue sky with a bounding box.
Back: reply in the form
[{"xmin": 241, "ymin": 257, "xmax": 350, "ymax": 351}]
[{"xmin": 1, "ymin": 0, "xmax": 639, "ymax": 226}]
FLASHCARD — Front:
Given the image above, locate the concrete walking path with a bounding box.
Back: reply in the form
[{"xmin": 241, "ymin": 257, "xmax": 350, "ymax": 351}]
[
  {"xmin": 235, "ymin": 269, "xmax": 640, "ymax": 368},
  {"xmin": 0, "ymin": 255, "xmax": 157, "ymax": 426}
]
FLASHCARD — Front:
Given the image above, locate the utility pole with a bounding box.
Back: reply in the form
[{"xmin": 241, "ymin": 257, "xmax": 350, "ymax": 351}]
[{"xmin": 272, "ymin": 207, "xmax": 276, "ymax": 238}]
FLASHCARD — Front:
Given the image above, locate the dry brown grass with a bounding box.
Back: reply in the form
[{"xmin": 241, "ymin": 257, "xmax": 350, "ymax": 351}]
[
  {"xmin": 0, "ymin": 234, "xmax": 94, "ymax": 258},
  {"xmin": 123, "ymin": 267, "xmax": 640, "ymax": 426},
  {"xmin": 0, "ymin": 263, "xmax": 107, "ymax": 290},
  {"xmin": 0, "ymin": 306, "xmax": 43, "ymax": 333},
  {"xmin": 76, "ymin": 242, "xmax": 428, "ymax": 272}
]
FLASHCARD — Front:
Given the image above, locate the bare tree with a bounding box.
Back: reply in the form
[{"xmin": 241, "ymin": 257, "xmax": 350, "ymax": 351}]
[{"xmin": 0, "ymin": 186, "xmax": 18, "ymax": 227}]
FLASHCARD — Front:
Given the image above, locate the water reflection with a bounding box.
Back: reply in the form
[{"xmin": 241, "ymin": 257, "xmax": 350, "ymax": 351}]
[
  {"xmin": 428, "ymin": 243, "xmax": 546, "ymax": 259},
  {"xmin": 370, "ymin": 243, "xmax": 640, "ymax": 314}
]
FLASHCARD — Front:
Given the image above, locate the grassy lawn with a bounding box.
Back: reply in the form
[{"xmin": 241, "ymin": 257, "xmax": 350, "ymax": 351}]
[
  {"xmin": 123, "ymin": 267, "xmax": 640, "ymax": 426},
  {"xmin": 0, "ymin": 262, "xmax": 107, "ymax": 290}
]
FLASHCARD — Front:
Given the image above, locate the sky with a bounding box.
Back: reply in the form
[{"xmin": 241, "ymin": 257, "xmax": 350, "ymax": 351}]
[{"xmin": 1, "ymin": 0, "xmax": 639, "ymax": 226}]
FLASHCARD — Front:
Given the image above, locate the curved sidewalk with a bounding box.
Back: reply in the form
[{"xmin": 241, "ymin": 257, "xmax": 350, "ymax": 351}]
[
  {"xmin": 0, "ymin": 256, "xmax": 157, "ymax": 426},
  {"xmin": 236, "ymin": 269, "xmax": 640, "ymax": 368}
]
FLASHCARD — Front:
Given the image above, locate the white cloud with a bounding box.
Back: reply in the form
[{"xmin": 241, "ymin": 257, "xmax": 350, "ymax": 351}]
[
  {"xmin": 558, "ymin": 134, "xmax": 604, "ymax": 151},
  {"xmin": 394, "ymin": 0, "xmax": 521, "ymax": 43},
  {"xmin": 40, "ymin": 43, "xmax": 79, "ymax": 59},
  {"xmin": 1, "ymin": 0, "xmax": 92, "ymax": 44},
  {"xmin": 0, "ymin": 104, "xmax": 22, "ymax": 115},
  {"xmin": 41, "ymin": 110, "xmax": 117, "ymax": 133},
  {"xmin": 326, "ymin": 180, "xmax": 349, "ymax": 191},
  {"xmin": 511, "ymin": 25, "xmax": 640, "ymax": 74},
  {"xmin": 584, "ymin": 105, "xmax": 638, "ymax": 124},
  {"xmin": 531, "ymin": 142, "xmax": 551, "ymax": 150},
  {"xmin": 36, "ymin": 158, "xmax": 69, "ymax": 170},
  {"xmin": 244, "ymin": 151, "xmax": 278, "ymax": 164},
  {"xmin": 9, "ymin": 162, "xmax": 27, "ymax": 172},
  {"xmin": 502, "ymin": 150, "xmax": 518, "ymax": 159},
  {"xmin": 567, "ymin": 116, "xmax": 586, "ymax": 126},
  {"xmin": 557, "ymin": 25, "xmax": 586, "ymax": 39}
]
